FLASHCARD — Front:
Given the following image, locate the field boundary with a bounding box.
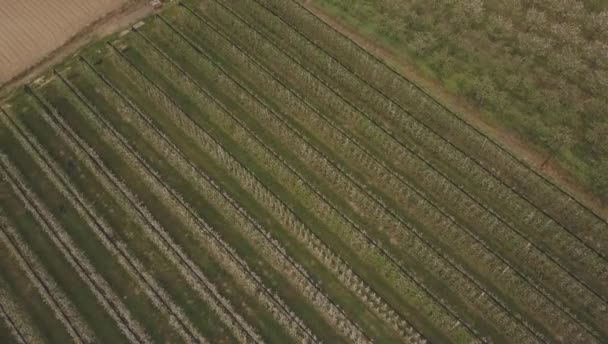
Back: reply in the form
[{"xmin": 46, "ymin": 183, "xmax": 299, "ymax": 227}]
[
  {"xmin": 0, "ymin": 0, "xmax": 152, "ymax": 102},
  {"xmin": 296, "ymin": 0, "xmax": 608, "ymax": 220},
  {"xmin": 196, "ymin": 2, "xmax": 605, "ymax": 338}
]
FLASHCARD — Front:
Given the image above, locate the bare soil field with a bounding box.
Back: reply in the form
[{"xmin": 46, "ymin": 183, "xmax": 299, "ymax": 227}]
[{"xmin": 0, "ymin": 0, "xmax": 130, "ymax": 85}]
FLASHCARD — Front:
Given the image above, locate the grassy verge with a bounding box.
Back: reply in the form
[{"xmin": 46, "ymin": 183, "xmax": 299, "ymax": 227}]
[
  {"xmin": 0, "ymin": 201, "xmax": 72, "ymax": 343},
  {"xmin": 0, "ymin": 118, "xmax": 133, "ymax": 343},
  {"xmin": 135, "ymin": 12, "xmax": 479, "ymax": 343},
  {"xmin": 189, "ymin": 0, "xmax": 608, "ymax": 338},
  {"xmin": 66, "ymin": 62, "xmax": 299, "ymax": 344},
  {"xmin": 119, "ymin": 27, "xmax": 416, "ymax": 342},
  {"xmin": 85, "ymin": 39, "xmax": 369, "ymax": 342}
]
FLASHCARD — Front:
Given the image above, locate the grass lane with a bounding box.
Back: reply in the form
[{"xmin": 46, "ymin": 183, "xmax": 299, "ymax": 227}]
[
  {"xmin": 84, "ymin": 42, "xmax": 363, "ymax": 343},
  {"xmin": 7, "ymin": 91, "xmax": 200, "ymax": 343},
  {"xmin": 36, "ymin": 79, "xmax": 252, "ymax": 344},
  {"xmin": 217, "ymin": 0, "xmax": 608, "ymax": 307},
  {"xmin": 64, "ymin": 62, "xmax": 301, "ymax": 344},
  {"xmin": 180, "ymin": 1, "xmax": 607, "ymax": 339},
  {"xmin": 131, "ymin": 15, "xmax": 477, "ymax": 344},
  {"xmin": 0, "ymin": 122, "xmax": 134, "ymax": 343},
  {"xmin": 0, "ymin": 237, "xmax": 71, "ymax": 344},
  {"xmin": 114, "ymin": 28, "xmax": 416, "ymax": 343},
  {"xmin": 0, "ymin": 248, "xmax": 45, "ymax": 344}
]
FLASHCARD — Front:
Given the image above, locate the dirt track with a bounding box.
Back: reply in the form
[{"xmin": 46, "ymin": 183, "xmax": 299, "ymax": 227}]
[
  {"xmin": 0, "ymin": 0, "xmax": 132, "ymax": 83},
  {"xmin": 0, "ymin": 0, "xmax": 154, "ymax": 98},
  {"xmin": 303, "ymin": 1, "xmax": 608, "ymax": 217}
]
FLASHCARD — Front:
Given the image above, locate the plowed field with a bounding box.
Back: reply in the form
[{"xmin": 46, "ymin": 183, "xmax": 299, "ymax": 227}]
[{"xmin": 0, "ymin": 0, "xmax": 127, "ymax": 84}]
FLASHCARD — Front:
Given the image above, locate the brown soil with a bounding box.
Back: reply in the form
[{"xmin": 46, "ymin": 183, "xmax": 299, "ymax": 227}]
[
  {"xmin": 0, "ymin": 0, "xmax": 154, "ymax": 101},
  {"xmin": 304, "ymin": 2, "xmax": 608, "ymax": 218}
]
